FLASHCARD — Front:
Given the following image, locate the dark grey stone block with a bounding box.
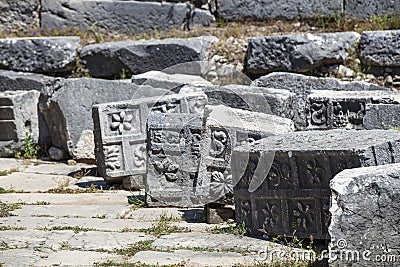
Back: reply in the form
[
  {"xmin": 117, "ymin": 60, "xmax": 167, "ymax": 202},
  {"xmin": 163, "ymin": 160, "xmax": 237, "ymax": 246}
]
[
  {"xmin": 345, "ymin": 0, "xmax": 400, "ymax": 19},
  {"xmin": 364, "ymin": 104, "xmax": 400, "ymax": 130},
  {"xmin": 306, "ymin": 90, "xmax": 400, "ymax": 130},
  {"xmin": 196, "ymin": 105, "xmax": 294, "ymax": 205},
  {"xmin": 209, "ymin": 0, "xmax": 342, "ymax": 21},
  {"xmin": 0, "ymin": 37, "xmax": 80, "ymax": 74},
  {"xmin": 41, "ymin": 0, "xmax": 214, "ymax": 34},
  {"xmin": 232, "ymin": 130, "xmax": 400, "ymax": 239},
  {"xmin": 146, "ymin": 112, "xmax": 203, "ymax": 207},
  {"xmin": 181, "ymin": 84, "xmax": 296, "ymax": 119},
  {"xmin": 92, "ymin": 92, "xmax": 207, "ymax": 187},
  {"xmin": 252, "ymin": 72, "xmax": 390, "ymax": 130},
  {"xmin": 0, "ymin": 0, "xmax": 39, "ymax": 29},
  {"xmin": 244, "ymin": 32, "xmax": 360, "ymax": 79},
  {"xmin": 329, "ymin": 163, "xmax": 400, "ymax": 266},
  {"xmin": 359, "ymin": 30, "xmax": 400, "ymax": 75},
  {"xmin": 0, "ymin": 90, "xmax": 40, "ymax": 157},
  {"xmin": 81, "ymin": 36, "xmax": 217, "ymax": 79}
]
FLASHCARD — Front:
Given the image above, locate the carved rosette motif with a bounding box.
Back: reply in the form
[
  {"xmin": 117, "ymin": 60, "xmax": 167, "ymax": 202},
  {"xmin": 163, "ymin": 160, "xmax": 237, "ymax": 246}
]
[
  {"xmin": 304, "ymin": 158, "xmax": 324, "ymax": 184},
  {"xmin": 110, "ymin": 111, "xmax": 133, "ymax": 134},
  {"xmin": 267, "ymin": 161, "xmax": 291, "ymax": 189},
  {"xmin": 153, "ymin": 158, "xmax": 179, "ymax": 182},
  {"xmin": 209, "ymin": 169, "xmax": 233, "ymax": 197},
  {"xmin": 262, "ymin": 202, "xmax": 280, "ymax": 230},
  {"xmin": 292, "ymin": 201, "xmax": 314, "ymax": 232}
]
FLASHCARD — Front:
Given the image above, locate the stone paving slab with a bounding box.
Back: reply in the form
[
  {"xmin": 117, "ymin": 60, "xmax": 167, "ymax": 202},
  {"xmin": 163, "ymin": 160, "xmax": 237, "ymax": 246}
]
[
  {"xmin": 0, "ymin": 192, "xmax": 131, "ymax": 205},
  {"xmin": 0, "ymin": 216, "xmax": 153, "ymax": 232},
  {"xmin": 130, "ymin": 250, "xmax": 258, "ymax": 266},
  {"xmin": 12, "ymin": 204, "xmax": 131, "ymax": 219},
  {"xmin": 0, "ymin": 172, "xmax": 78, "ymax": 193},
  {"xmin": 35, "ymin": 250, "xmax": 123, "ymax": 267},
  {"xmin": 0, "ymin": 249, "xmax": 47, "ymax": 267},
  {"xmin": 152, "ymin": 232, "xmax": 280, "ymax": 253},
  {"xmin": 122, "ymin": 207, "xmax": 203, "ymax": 222}
]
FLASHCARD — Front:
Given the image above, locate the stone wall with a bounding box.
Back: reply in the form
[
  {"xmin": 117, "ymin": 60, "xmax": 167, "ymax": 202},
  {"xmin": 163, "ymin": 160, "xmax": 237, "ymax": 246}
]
[{"xmin": 1, "ymin": 0, "xmax": 399, "ymax": 33}]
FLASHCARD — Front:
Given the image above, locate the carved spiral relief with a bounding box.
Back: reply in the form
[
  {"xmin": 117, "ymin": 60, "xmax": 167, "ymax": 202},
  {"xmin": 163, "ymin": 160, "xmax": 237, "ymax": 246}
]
[
  {"xmin": 310, "ymin": 102, "xmax": 327, "ymax": 126},
  {"xmin": 210, "ymin": 130, "xmax": 228, "ymax": 158}
]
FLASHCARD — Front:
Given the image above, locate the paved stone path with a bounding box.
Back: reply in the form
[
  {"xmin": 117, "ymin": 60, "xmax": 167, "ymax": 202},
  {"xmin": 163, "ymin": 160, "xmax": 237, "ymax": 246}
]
[{"xmin": 0, "ymin": 159, "xmax": 310, "ymax": 266}]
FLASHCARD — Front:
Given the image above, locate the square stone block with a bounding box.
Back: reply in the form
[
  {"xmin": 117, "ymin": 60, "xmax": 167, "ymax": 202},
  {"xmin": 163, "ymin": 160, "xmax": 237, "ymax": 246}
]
[
  {"xmin": 92, "ymin": 92, "xmax": 207, "ymax": 185},
  {"xmin": 233, "ymin": 130, "xmax": 400, "ymax": 239}
]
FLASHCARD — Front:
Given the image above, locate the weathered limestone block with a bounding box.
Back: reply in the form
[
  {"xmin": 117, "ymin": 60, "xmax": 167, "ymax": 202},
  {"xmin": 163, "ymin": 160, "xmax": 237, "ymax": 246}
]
[
  {"xmin": 329, "ymin": 163, "xmax": 400, "ymax": 266},
  {"xmin": 306, "ymin": 90, "xmax": 400, "ymax": 130},
  {"xmin": 345, "ymin": 0, "xmax": 400, "ymax": 19},
  {"xmin": 146, "ymin": 113, "xmax": 203, "ymax": 207},
  {"xmin": 180, "ymin": 84, "xmax": 296, "ymax": 119},
  {"xmin": 81, "ymin": 36, "xmax": 217, "ymax": 79},
  {"xmin": 252, "ymin": 72, "xmax": 389, "ymax": 129},
  {"xmin": 209, "ymin": 0, "xmax": 342, "ymax": 21},
  {"xmin": 41, "ymin": 0, "xmax": 214, "ymax": 34},
  {"xmin": 196, "ymin": 105, "xmax": 295, "ymax": 205},
  {"xmin": 92, "ymin": 92, "xmax": 207, "ymax": 187},
  {"xmin": 42, "ymin": 78, "xmax": 169, "ymax": 161},
  {"xmin": 0, "ymin": 70, "xmax": 62, "ymax": 146},
  {"xmin": 252, "ymin": 72, "xmax": 388, "ymax": 92},
  {"xmin": 359, "ymin": 30, "xmax": 400, "ymax": 75},
  {"xmin": 132, "ymin": 71, "xmax": 213, "ymax": 93},
  {"xmin": 364, "ymin": 104, "xmax": 400, "ymax": 130},
  {"xmin": 0, "ymin": 0, "xmax": 39, "ymax": 29},
  {"xmin": 0, "ymin": 70, "xmax": 60, "ymax": 95},
  {"xmin": 0, "ymin": 90, "xmax": 40, "ymax": 157},
  {"xmin": 244, "ymin": 32, "xmax": 360, "ymax": 79},
  {"xmin": 232, "ymin": 130, "xmax": 400, "ymax": 239},
  {"xmin": 0, "ymin": 37, "xmax": 80, "ymax": 74}
]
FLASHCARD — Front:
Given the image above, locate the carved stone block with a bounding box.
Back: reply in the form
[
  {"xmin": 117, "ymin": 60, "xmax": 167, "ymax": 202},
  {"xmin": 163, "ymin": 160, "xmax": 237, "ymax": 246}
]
[
  {"xmin": 196, "ymin": 105, "xmax": 295, "ymax": 205},
  {"xmin": 92, "ymin": 92, "xmax": 208, "ymax": 186},
  {"xmin": 306, "ymin": 90, "xmax": 400, "ymax": 130},
  {"xmin": 146, "ymin": 113, "xmax": 203, "ymax": 207},
  {"xmin": 232, "ymin": 130, "xmax": 400, "ymax": 239},
  {"xmin": 0, "ymin": 90, "xmax": 40, "ymax": 157}
]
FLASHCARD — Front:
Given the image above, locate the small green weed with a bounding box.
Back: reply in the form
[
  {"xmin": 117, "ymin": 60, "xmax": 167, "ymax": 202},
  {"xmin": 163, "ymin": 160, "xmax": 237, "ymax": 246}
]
[
  {"xmin": 0, "ymin": 202, "xmax": 21, "ymax": 217},
  {"xmin": 141, "ymin": 214, "xmax": 189, "ymax": 238},
  {"xmin": 0, "ymin": 225, "xmax": 26, "ymax": 231},
  {"xmin": 37, "ymin": 226, "xmax": 106, "ymax": 233},
  {"xmin": 15, "ymin": 133, "xmax": 38, "ymax": 159},
  {"xmin": 209, "ymin": 221, "xmax": 247, "ymax": 236},
  {"xmin": 114, "ymin": 240, "xmax": 153, "ymax": 256}
]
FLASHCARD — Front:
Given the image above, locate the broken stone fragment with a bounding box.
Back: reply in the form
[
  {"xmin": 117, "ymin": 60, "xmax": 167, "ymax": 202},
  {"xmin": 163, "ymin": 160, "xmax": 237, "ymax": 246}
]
[
  {"xmin": 81, "ymin": 36, "xmax": 218, "ymax": 79},
  {"xmin": 0, "ymin": 90, "xmax": 40, "ymax": 157},
  {"xmin": 0, "ymin": 37, "xmax": 80, "ymax": 74},
  {"xmin": 329, "ymin": 163, "xmax": 400, "ymax": 266},
  {"xmin": 244, "ymin": 32, "xmax": 360, "ymax": 79}
]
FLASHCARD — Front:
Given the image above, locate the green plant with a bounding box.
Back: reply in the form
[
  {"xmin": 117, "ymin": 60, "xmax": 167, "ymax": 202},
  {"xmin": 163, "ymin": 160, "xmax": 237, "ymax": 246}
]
[
  {"xmin": 141, "ymin": 213, "xmax": 189, "ymax": 238},
  {"xmin": 15, "ymin": 133, "xmax": 38, "ymax": 159},
  {"xmin": 0, "ymin": 225, "xmax": 26, "ymax": 231},
  {"xmin": 0, "ymin": 202, "xmax": 21, "ymax": 217},
  {"xmin": 209, "ymin": 221, "xmax": 247, "ymax": 236},
  {"xmin": 114, "ymin": 240, "xmax": 153, "ymax": 256}
]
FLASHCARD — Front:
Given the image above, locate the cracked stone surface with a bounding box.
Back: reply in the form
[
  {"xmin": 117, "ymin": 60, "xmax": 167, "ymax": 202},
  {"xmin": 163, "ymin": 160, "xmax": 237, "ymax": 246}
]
[
  {"xmin": 0, "ymin": 158, "xmax": 312, "ymax": 266},
  {"xmin": 329, "ymin": 163, "xmax": 400, "ymax": 266}
]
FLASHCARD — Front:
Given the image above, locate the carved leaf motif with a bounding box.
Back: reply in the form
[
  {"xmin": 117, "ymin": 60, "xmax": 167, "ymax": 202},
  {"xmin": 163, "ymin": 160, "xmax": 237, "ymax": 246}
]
[
  {"xmin": 210, "ymin": 170, "xmax": 233, "ymax": 197},
  {"xmin": 105, "ymin": 146, "xmax": 120, "ymax": 171},
  {"xmin": 112, "ymin": 114, "xmax": 121, "ymax": 122}
]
